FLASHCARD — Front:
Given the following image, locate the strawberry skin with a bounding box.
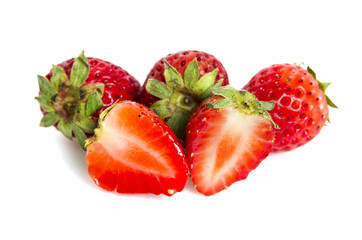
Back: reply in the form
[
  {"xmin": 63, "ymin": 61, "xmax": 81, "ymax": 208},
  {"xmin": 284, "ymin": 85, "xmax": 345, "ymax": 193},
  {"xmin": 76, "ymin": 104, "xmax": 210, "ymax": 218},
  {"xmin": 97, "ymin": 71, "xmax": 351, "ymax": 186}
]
[
  {"xmin": 85, "ymin": 101, "xmax": 190, "ymax": 196},
  {"xmin": 139, "ymin": 50, "xmax": 229, "ymax": 107},
  {"xmin": 243, "ymin": 64, "xmax": 337, "ymax": 152},
  {"xmin": 185, "ymin": 91, "xmax": 275, "ymax": 196},
  {"xmin": 36, "ymin": 52, "xmax": 140, "ymax": 149}
]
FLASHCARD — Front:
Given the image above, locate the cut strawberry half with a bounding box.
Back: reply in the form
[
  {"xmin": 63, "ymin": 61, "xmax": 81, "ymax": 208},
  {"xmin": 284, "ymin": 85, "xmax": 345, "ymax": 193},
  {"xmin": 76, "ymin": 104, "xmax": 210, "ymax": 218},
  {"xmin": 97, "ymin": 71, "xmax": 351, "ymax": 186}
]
[
  {"xmin": 185, "ymin": 87, "xmax": 276, "ymax": 196},
  {"xmin": 85, "ymin": 101, "xmax": 190, "ymax": 196}
]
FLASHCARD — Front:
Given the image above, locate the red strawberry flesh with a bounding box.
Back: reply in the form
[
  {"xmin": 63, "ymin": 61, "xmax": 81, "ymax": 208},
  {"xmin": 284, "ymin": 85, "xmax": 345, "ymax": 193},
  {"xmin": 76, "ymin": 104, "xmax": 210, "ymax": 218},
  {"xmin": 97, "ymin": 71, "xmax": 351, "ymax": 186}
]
[{"xmin": 86, "ymin": 101, "xmax": 189, "ymax": 196}]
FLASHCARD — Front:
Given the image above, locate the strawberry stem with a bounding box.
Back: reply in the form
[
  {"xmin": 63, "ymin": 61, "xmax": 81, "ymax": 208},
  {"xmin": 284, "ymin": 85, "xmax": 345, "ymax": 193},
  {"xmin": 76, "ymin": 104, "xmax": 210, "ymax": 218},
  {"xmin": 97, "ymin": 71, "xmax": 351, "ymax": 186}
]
[
  {"xmin": 171, "ymin": 91, "xmax": 198, "ymax": 112},
  {"xmin": 146, "ymin": 60, "xmax": 221, "ymax": 140}
]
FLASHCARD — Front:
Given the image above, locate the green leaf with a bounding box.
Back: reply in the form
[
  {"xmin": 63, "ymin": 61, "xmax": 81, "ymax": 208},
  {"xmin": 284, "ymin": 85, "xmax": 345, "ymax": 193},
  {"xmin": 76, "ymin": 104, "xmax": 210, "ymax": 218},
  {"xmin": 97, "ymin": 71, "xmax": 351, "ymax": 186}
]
[
  {"xmin": 308, "ymin": 66, "xmax": 338, "ymax": 109},
  {"xmin": 146, "ymin": 79, "xmax": 173, "ymax": 99},
  {"xmin": 71, "ymin": 122, "xmax": 87, "ymax": 150},
  {"xmin": 200, "ymin": 80, "xmax": 223, "ymax": 100},
  {"xmin": 38, "ymin": 75, "xmax": 56, "ymax": 98},
  {"xmin": 40, "ymin": 112, "xmax": 60, "ymax": 127},
  {"xmin": 259, "ymin": 100, "xmax": 275, "ymax": 111},
  {"xmin": 150, "ymin": 99, "xmax": 172, "ymax": 119},
  {"xmin": 86, "ymin": 92, "xmax": 103, "ymax": 117},
  {"xmin": 51, "ymin": 64, "xmax": 68, "ymax": 92},
  {"xmin": 212, "ymin": 85, "xmax": 237, "ymax": 98},
  {"xmin": 213, "ymin": 79, "xmax": 223, "ymax": 89},
  {"xmin": 70, "ymin": 51, "xmax": 90, "ymax": 88},
  {"xmin": 318, "ymin": 81, "xmax": 331, "ymax": 93},
  {"xmin": 58, "ymin": 119, "xmax": 72, "ymax": 139},
  {"xmin": 164, "ymin": 61, "xmax": 183, "ymax": 90},
  {"xmin": 74, "ymin": 115, "xmax": 97, "ymax": 134},
  {"xmin": 235, "ymin": 90, "xmax": 257, "ymax": 108},
  {"xmin": 206, "ymin": 98, "xmax": 235, "ymax": 109},
  {"xmin": 166, "ymin": 111, "xmax": 191, "ymax": 140},
  {"xmin": 184, "ymin": 59, "xmax": 199, "ymax": 90},
  {"xmin": 325, "ymin": 95, "xmax": 338, "ymax": 108},
  {"xmin": 80, "ymin": 83, "xmax": 104, "ymax": 100},
  {"xmin": 192, "ymin": 69, "xmax": 218, "ymax": 96},
  {"xmin": 78, "ymin": 102, "xmax": 87, "ymax": 116},
  {"xmin": 307, "ymin": 66, "xmax": 317, "ymax": 79},
  {"xmin": 35, "ymin": 95, "xmax": 54, "ymax": 112},
  {"xmin": 95, "ymin": 84, "xmax": 105, "ymax": 95}
]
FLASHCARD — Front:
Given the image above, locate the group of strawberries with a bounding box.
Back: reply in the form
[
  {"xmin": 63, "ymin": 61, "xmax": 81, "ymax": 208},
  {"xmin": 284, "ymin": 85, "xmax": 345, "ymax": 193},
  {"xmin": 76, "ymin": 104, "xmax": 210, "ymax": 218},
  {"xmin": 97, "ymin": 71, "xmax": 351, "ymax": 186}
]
[{"xmin": 36, "ymin": 50, "xmax": 336, "ymax": 196}]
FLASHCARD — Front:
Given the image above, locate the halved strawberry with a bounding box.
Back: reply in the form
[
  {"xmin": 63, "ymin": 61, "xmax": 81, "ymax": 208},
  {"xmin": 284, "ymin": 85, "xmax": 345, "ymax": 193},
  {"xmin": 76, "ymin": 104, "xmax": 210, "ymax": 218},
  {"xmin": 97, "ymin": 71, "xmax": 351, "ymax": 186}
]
[
  {"xmin": 85, "ymin": 101, "xmax": 190, "ymax": 196},
  {"xmin": 185, "ymin": 86, "xmax": 276, "ymax": 196}
]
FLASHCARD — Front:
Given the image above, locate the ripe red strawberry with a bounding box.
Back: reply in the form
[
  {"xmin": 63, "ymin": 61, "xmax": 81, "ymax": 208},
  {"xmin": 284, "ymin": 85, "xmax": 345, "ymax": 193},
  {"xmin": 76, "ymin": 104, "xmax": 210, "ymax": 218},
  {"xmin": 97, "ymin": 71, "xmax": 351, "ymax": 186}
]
[
  {"xmin": 36, "ymin": 51, "xmax": 140, "ymax": 149},
  {"xmin": 139, "ymin": 50, "xmax": 229, "ymax": 139},
  {"xmin": 85, "ymin": 101, "xmax": 190, "ymax": 196},
  {"xmin": 243, "ymin": 64, "xmax": 337, "ymax": 152},
  {"xmin": 185, "ymin": 86, "xmax": 276, "ymax": 196}
]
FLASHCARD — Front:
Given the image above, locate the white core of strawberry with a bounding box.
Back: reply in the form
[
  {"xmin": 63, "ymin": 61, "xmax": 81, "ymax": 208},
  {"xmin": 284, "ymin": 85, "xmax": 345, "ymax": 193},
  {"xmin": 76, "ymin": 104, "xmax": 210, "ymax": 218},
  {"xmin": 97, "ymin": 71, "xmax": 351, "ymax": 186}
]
[
  {"xmin": 96, "ymin": 108, "xmax": 176, "ymax": 178},
  {"xmin": 192, "ymin": 109, "xmax": 268, "ymax": 189}
]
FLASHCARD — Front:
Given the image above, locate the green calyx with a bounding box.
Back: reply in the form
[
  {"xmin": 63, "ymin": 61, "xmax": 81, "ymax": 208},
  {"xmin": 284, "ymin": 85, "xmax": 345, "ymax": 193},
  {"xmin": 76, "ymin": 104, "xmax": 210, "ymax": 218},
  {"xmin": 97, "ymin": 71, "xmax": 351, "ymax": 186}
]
[
  {"xmin": 146, "ymin": 60, "xmax": 222, "ymax": 139},
  {"xmin": 307, "ymin": 66, "xmax": 338, "ymax": 109},
  {"xmin": 35, "ymin": 51, "xmax": 104, "ymax": 150},
  {"xmin": 206, "ymin": 85, "xmax": 278, "ymax": 128},
  {"xmin": 84, "ymin": 100, "xmax": 121, "ymax": 150}
]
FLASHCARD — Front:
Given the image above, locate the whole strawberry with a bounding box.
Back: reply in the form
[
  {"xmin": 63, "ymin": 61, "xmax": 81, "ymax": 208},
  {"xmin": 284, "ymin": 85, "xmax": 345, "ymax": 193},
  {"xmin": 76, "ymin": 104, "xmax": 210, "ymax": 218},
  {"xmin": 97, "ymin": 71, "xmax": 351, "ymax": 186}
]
[
  {"xmin": 36, "ymin": 51, "xmax": 140, "ymax": 149},
  {"xmin": 185, "ymin": 86, "xmax": 276, "ymax": 196},
  {"xmin": 139, "ymin": 50, "xmax": 229, "ymax": 139},
  {"xmin": 243, "ymin": 64, "xmax": 337, "ymax": 152},
  {"xmin": 85, "ymin": 101, "xmax": 190, "ymax": 196}
]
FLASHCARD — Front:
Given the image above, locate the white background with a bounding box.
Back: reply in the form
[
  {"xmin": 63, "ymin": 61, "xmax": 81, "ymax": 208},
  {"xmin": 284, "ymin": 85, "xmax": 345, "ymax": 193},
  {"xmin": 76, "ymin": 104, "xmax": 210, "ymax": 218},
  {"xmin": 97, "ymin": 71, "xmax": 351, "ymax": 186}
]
[{"xmin": 1, "ymin": 0, "xmax": 361, "ymax": 239}]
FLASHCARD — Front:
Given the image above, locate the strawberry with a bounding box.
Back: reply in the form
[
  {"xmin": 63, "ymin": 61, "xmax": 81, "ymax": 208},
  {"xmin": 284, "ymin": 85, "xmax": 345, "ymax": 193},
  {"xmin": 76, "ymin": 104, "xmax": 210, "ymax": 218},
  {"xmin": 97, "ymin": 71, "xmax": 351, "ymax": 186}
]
[
  {"xmin": 36, "ymin": 51, "xmax": 140, "ymax": 149},
  {"xmin": 139, "ymin": 50, "xmax": 229, "ymax": 140},
  {"xmin": 185, "ymin": 86, "xmax": 276, "ymax": 196},
  {"xmin": 85, "ymin": 101, "xmax": 190, "ymax": 196},
  {"xmin": 243, "ymin": 64, "xmax": 337, "ymax": 152}
]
